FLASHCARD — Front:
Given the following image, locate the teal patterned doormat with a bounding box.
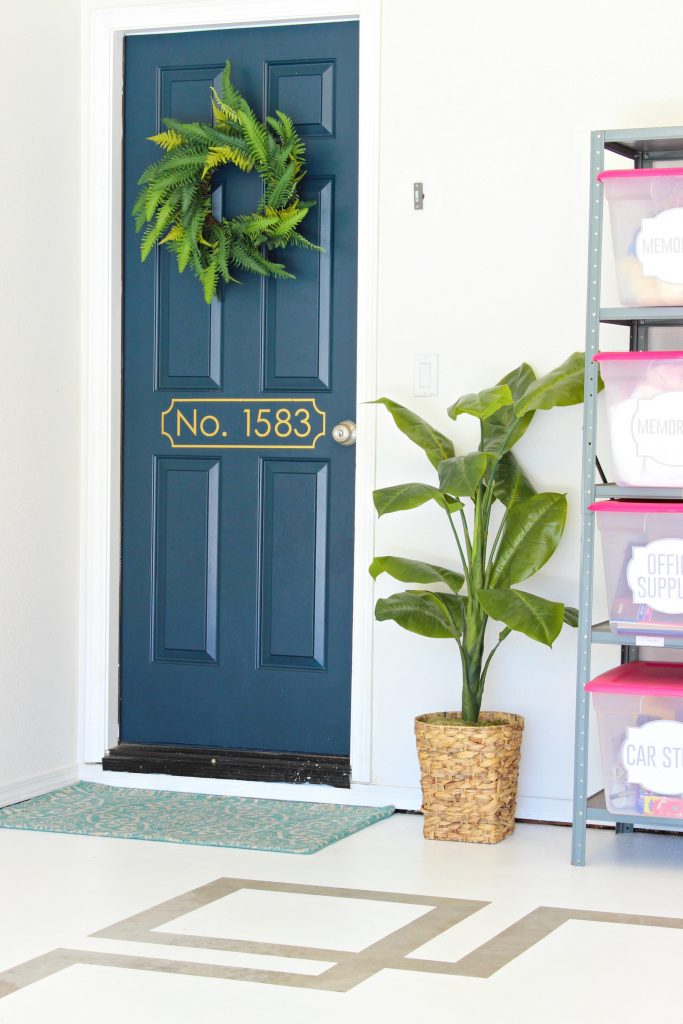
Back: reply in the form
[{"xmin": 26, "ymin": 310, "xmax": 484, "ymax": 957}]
[{"xmin": 0, "ymin": 782, "xmax": 394, "ymax": 854}]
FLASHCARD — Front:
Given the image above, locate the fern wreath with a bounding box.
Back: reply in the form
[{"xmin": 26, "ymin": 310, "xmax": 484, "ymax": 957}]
[{"xmin": 132, "ymin": 60, "xmax": 319, "ymax": 304}]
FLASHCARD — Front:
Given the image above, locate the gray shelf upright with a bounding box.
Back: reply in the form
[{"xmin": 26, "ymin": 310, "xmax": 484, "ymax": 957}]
[{"xmin": 571, "ymin": 126, "xmax": 683, "ymax": 866}]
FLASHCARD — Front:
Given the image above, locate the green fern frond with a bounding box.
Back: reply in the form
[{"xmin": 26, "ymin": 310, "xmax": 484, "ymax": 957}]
[
  {"xmin": 214, "ymin": 224, "xmax": 240, "ymax": 284},
  {"xmin": 202, "ymin": 145, "xmax": 254, "ymax": 176},
  {"xmin": 273, "ymin": 111, "xmax": 305, "ymax": 162},
  {"xmin": 184, "ymin": 196, "xmax": 211, "ymax": 244},
  {"xmin": 264, "ymin": 202, "xmax": 308, "ymax": 230},
  {"xmin": 154, "ymin": 151, "xmax": 207, "ymax": 175},
  {"xmin": 179, "ymin": 182, "xmax": 203, "ymax": 217},
  {"xmin": 265, "ymin": 114, "xmax": 286, "ymax": 142},
  {"xmin": 279, "ymin": 229, "xmax": 322, "ymax": 251},
  {"xmin": 132, "ymin": 190, "xmax": 153, "ymax": 229},
  {"xmin": 198, "ymin": 259, "xmax": 219, "ymax": 303},
  {"xmin": 189, "ymin": 246, "xmax": 205, "ymax": 277},
  {"xmin": 218, "ymin": 60, "xmax": 249, "ymax": 113},
  {"xmin": 137, "ymin": 161, "xmax": 167, "ymax": 186},
  {"xmin": 232, "ymin": 212, "xmax": 281, "ymax": 239},
  {"xmin": 232, "ymin": 239, "xmax": 294, "ymax": 279},
  {"xmin": 133, "ymin": 58, "xmax": 320, "ymax": 301},
  {"xmin": 140, "ymin": 203, "xmax": 177, "ymax": 260},
  {"xmin": 210, "ymin": 88, "xmax": 241, "ymax": 124},
  {"xmin": 230, "ymin": 239, "xmax": 271, "ymax": 276},
  {"xmin": 211, "ymin": 98, "xmax": 230, "ymax": 127},
  {"xmin": 176, "ymin": 230, "xmax": 195, "ymax": 272},
  {"xmin": 147, "ymin": 129, "xmax": 184, "ymax": 151},
  {"xmin": 237, "ymin": 108, "xmax": 269, "ymax": 167},
  {"xmin": 160, "ymin": 225, "xmax": 184, "ymax": 245},
  {"xmin": 267, "ymin": 111, "xmax": 292, "ymax": 144},
  {"xmin": 264, "ymin": 162, "xmax": 298, "ymax": 209},
  {"xmin": 142, "ymin": 185, "xmax": 172, "ymax": 222},
  {"xmin": 214, "ymin": 225, "xmax": 230, "ymax": 281}
]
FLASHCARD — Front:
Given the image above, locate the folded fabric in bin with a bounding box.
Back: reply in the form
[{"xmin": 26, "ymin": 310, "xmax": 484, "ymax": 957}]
[
  {"xmin": 594, "ymin": 352, "xmax": 683, "ymax": 487},
  {"xmin": 598, "ymin": 167, "xmax": 683, "ymax": 306}
]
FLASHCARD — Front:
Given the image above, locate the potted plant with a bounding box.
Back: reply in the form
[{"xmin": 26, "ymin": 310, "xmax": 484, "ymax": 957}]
[{"xmin": 371, "ymin": 354, "xmax": 592, "ymax": 843}]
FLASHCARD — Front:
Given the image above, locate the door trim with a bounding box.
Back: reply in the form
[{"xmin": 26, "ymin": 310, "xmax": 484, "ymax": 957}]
[{"xmin": 80, "ymin": 0, "xmax": 381, "ymax": 784}]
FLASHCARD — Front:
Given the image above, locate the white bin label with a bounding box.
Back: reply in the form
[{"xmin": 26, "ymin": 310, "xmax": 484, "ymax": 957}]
[
  {"xmin": 627, "ymin": 538, "xmax": 683, "ymax": 613},
  {"xmin": 632, "ymin": 391, "xmax": 683, "ymax": 466},
  {"xmin": 635, "ymin": 207, "xmax": 683, "ymax": 284},
  {"xmin": 621, "ymin": 720, "xmax": 683, "ymax": 795}
]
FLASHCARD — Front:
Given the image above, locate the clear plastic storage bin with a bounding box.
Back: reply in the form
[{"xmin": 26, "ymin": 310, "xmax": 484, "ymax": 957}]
[
  {"xmin": 591, "ymin": 500, "xmax": 683, "ymax": 637},
  {"xmin": 586, "ymin": 662, "xmax": 683, "ymax": 818},
  {"xmin": 594, "ymin": 351, "xmax": 683, "ymax": 487},
  {"xmin": 599, "ymin": 167, "xmax": 683, "ymax": 306}
]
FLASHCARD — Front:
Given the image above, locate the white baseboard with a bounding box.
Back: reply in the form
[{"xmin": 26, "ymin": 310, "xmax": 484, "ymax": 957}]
[
  {"xmin": 79, "ymin": 765, "xmax": 573, "ymax": 821},
  {"xmin": 0, "ymin": 762, "xmax": 574, "ymax": 823},
  {"xmin": 80, "ymin": 763, "xmax": 422, "ymax": 809},
  {"xmin": 0, "ymin": 764, "xmax": 80, "ymax": 809},
  {"xmin": 516, "ymin": 795, "xmax": 572, "ymax": 824}
]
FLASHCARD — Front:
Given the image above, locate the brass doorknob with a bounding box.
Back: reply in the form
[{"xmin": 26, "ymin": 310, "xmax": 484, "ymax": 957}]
[{"xmin": 332, "ymin": 420, "xmax": 356, "ymax": 446}]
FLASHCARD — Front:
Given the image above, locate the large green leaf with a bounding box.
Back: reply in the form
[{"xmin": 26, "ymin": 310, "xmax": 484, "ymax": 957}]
[
  {"xmin": 369, "ymin": 556, "xmax": 464, "ymax": 593},
  {"xmin": 490, "ymin": 452, "xmax": 536, "ymax": 507},
  {"xmin": 438, "ymin": 452, "xmax": 495, "ymax": 498},
  {"xmin": 513, "ymin": 352, "xmax": 599, "ymax": 417},
  {"xmin": 480, "ymin": 362, "xmax": 537, "ymax": 454},
  {"xmin": 373, "ymin": 397, "xmax": 454, "ymax": 469},
  {"xmin": 448, "ymin": 385, "xmax": 513, "ymax": 422},
  {"xmin": 437, "ymin": 592, "xmax": 466, "ymax": 636},
  {"xmin": 489, "ymin": 492, "xmax": 567, "ymax": 587},
  {"xmin": 477, "ymin": 587, "xmax": 564, "ymax": 647},
  {"xmin": 563, "ymin": 606, "xmax": 579, "ymax": 627},
  {"xmin": 375, "ymin": 591, "xmax": 459, "ymax": 638},
  {"xmin": 373, "ymin": 483, "xmax": 462, "ymax": 517}
]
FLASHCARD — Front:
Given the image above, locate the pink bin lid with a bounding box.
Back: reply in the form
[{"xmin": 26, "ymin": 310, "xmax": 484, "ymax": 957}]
[
  {"xmin": 590, "ymin": 500, "xmax": 683, "ymax": 513},
  {"xmin": 597, "ymin": 168, "xmax": 683, "ymax": 181},
  {"xmin": 593, "ymin": 351, "xmax": 683, "ymax": 362},
  {"xmin": 586, "ymin": 661, "xmax": 683, "ymax": 697}
]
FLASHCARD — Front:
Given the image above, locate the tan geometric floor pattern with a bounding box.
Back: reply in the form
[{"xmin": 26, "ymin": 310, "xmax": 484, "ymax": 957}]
[{"xmin": 2, "ymin": 876, "xmax": 683, "ymax": 997}]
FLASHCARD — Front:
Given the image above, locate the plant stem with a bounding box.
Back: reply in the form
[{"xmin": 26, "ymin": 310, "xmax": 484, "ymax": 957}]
[
  {"xmin": 461, "ymin": 424, "xmax": 519, "ymax": 723},
  {"xmin": 459, "ymin": 507, "xmax": 473, "ymax": 562},
  {"xmin": 461, "ymin": 680, "xmax": 480, "ymax": 723},
  {"xmin": 479, "ymin": 627, "xmax": 512, "ymax": 697},
  {"xmin": 484, "ymin": 512, "xmax": 507, "ymax": 586},
  {"xmin": 446, "ymin": 509, "xmax": 471, "ymax": 590},
  {"xmin": 460, "ymin": 482, "xmax": 489, "ymax": 722},
  {"xmin": 479, "ymin": 421, "xmax": 519, "ymax": 585}
]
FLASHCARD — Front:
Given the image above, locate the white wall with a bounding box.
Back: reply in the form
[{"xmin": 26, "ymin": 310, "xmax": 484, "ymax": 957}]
[
  {"xmin": 371, "ymin": 0, "xmax": 683, "ymax": 816},
  {"xmin": 6, "ymin": 0, "xmax": 683, "ymax": 816},
  {"xmin": 0, "ymin": 0, "xmax": 81, "ymax": 803}
]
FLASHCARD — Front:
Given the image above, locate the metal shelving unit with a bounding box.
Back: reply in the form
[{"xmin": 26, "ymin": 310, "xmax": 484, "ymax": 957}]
[{"xmin": 572, "ymin": 126, "xmax": 683, "ymax": 866}]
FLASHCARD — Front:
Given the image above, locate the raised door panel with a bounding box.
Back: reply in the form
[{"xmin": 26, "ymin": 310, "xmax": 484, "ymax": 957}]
[
  {"xmin": 259, "ymin": 459, "xmax": 328, "ymax": 669},
  {"xmin": 153, "ymin": 458, "xmax": 220, "ymax": 663},
  {"xmin": 156, "ymin": 67, "xmax": 223, "ymax": 390},
  {"xmin": 266, "ymin": 60, "xmax": 336, "ymax": 137},
  {"xmin": 263, "ymin": 177, "xmax": 333, "ymax": 391}
]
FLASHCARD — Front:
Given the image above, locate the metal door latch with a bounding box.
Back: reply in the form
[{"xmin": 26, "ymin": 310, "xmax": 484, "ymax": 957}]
[
  {"xmin": 413, "ymin": 182, "xmax": 424, "ymax": 210},
  {"xmin": 332, "ymin": 420, "xmax": 356, "ymax": 446}
]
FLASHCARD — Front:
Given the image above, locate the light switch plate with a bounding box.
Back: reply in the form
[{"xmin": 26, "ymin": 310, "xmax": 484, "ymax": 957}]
[{"xmin": 413, "ymin": 353, "xmax": 438, "ymax": 396}]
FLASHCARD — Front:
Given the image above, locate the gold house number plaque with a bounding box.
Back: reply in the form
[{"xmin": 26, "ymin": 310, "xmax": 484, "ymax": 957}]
[{"xmin": 161, "ymin": 398, "xmax": 326, "ymax": 450}]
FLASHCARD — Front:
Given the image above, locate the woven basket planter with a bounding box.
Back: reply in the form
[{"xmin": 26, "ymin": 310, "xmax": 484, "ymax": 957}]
[{"xmin": 414, "ymin": 711, "xmax": 525, "ymax": 844}]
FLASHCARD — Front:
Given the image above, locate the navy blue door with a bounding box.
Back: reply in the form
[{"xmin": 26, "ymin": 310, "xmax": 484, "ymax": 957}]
[{"xmin": 119, "ymin": 22, "xmax": 358, "ymax": 759}]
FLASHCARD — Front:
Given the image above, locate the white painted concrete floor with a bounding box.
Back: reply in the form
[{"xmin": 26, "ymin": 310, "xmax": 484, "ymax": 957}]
[{"xmin": 0, "ymin": 813, "xmax": 682, "ymax": 1023}]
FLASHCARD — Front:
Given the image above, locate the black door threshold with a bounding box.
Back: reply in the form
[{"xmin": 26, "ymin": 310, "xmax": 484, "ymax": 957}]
[{"xmin": 102, "ymin": 743, "xmax": 351, "ymax": 789}]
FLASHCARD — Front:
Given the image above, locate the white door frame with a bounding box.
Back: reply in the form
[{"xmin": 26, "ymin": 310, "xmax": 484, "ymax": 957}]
[{"xmin": 80, "ymin": 0, "xmax": 381, "ymax": 786}]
